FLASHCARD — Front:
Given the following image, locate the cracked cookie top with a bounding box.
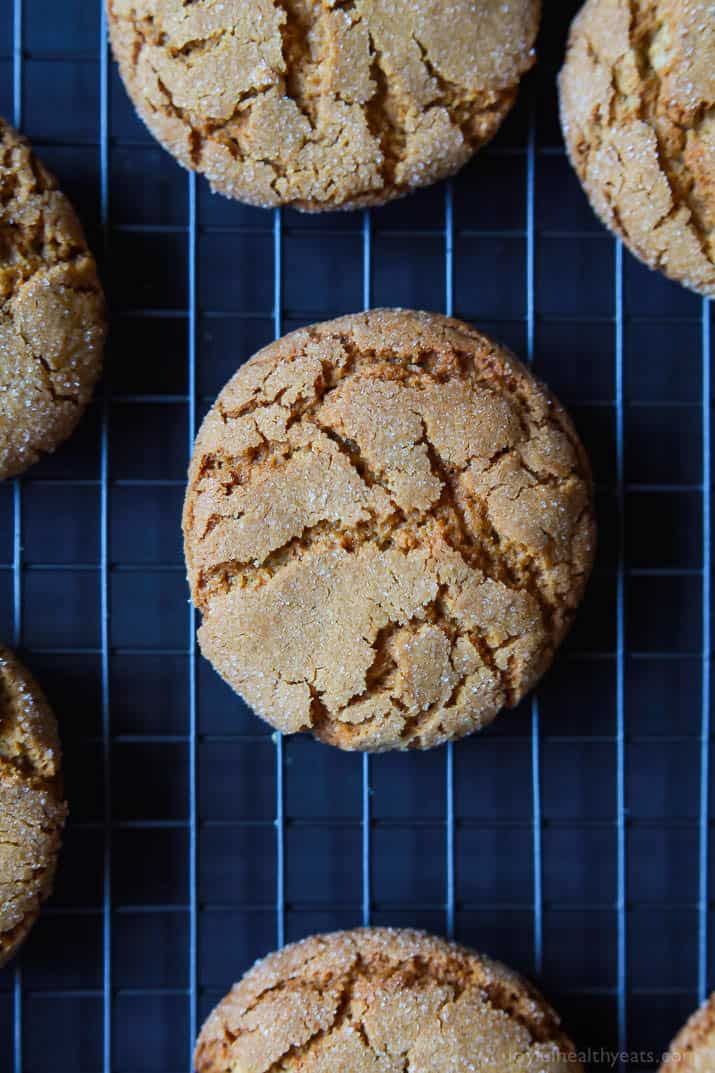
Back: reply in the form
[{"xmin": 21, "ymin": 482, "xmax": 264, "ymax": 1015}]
[
  {"xmin": 660, "ymin": 993, "xmax": 715, "ymax": 1073},
  {"xmin": 0, "ymin": 646, "xmax": 67, "ymax": 967},
  {"xmin": 194, "ymin": 927, "xmax": 582, "ymax": 1073},
  {"xmin": 183, "ymin": 310, "xmax": 595, "ymax": 751},
  {"xmin": 107, "ymin": 0, "xmax": 540, "ymax": 211},
  {"xmin": 559, "ymin": 0, "xmax": 715, "ymax": 297},
  {"xmin": 0, "ymin": 118, "xmax": 106, "ymax": 479}
]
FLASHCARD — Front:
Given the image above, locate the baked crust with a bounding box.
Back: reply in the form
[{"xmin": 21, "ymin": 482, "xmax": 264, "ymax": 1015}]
[
  {"xmin": 194, "ymin": 927, "xmax": 582, "ymax": 1073},
  {"xmin": 0, "ymin": 118, "xmax": 106, "ymax": 479},
  {"xmin": 559, "ymin": 0, "xmax": 715, "ymax": 297},
  {"xmin": 183, "ymin": 310, "xmax": 596, "ymax": 751},
  {"xmin": 107, "ymin": 0, "xmax": 540, "ymax": 211},
  {"xmin": 0, "ymin": 646, "xmax": 67, "ymax": 967}
]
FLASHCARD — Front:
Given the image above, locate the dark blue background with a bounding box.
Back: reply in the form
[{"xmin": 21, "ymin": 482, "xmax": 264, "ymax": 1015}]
[{"xmin": 0, "ymin": 2, "xmax": 712, "ymax": 1070}]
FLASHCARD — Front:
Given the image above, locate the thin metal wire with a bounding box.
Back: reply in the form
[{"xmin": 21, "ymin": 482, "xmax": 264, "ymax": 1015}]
[
  {"xmin": 361, "ymin": 751, "xmax": 372, "ymax": 928},
  {"xmin": 12, "ymin": 0, "xmax": 22, "ymax": 130},
  {"xmin": 614, "ymin": 240, "xmax": 627, "ymax": 1065},
  {"xmin": 12, "ymin": 0, "xmax": 23, "ymax": 1065},
  {"xmin": 273, "ymin": 207, "xmax": 286, "ymax": 950},
  {"xmin": 98, "ymin": 5, "xmax": 113, "ymax": 1071},
  {"xmin": 36, "ymin": 812, "xmax": 715, "ymax": 832},
  {"xmin": 526, "ymin": 101, "xmax": 543, "ymax": 979},
  {"xmin": 444, "ymin": 181, "xmax": 456, "ymax": 942},
  {"xmin": 187, "ymin": 170, "xmax": 199, "ymax": 1057},
  {"xmin": 114, "ymin": 305, "xmax": 703, "ymax": 328},
  {"xmin": 33, "ymin": 729, "xmax": 715, "ymax": 747},
  {"xmin": 11, "ymin": 488, "xmax": 21, "ymax": 640},
  {"xmin": 362, "ymin": 207, "xmax": 372, "ymax": 930},
  {"xmin": 698, "ymin": 296, "xmax": 712, "ymax": 1004}
]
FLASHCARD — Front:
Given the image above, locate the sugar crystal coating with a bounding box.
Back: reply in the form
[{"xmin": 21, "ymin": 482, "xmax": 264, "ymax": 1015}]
[
  {"xmin": 108, "ymin": 0, "xmax": 540, "ymax": 211},
  {"xmin": 0, "ymin": 118, "xmax": 106, "ymax": 479},
  {"xmin": 183, "ymin": 310, "xmax": 596, "ymax": 751},
  {"xmin": 194, "ymin": 927, "xmax": 583, "ymax": 1073},
  {"xmin": 0, "ymin": 646, "xmax": 67, "ymax": 967},
  {"xmin": 560, "ymin": 0, "xmax": 715, "ymax": 297}
]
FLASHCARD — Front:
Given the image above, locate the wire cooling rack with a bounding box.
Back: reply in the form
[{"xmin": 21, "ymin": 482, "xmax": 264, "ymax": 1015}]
[{"xmin": 0, "ymin": 2, "xmax": 712, "ymax": 1071}]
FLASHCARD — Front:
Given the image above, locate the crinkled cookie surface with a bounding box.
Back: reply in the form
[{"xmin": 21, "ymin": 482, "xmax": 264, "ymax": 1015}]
[
  {"xmin": 183, "ymin": 310, "xmax": 595, "ymax": 751},
  {"xmin": 660, "ymin": 993, "xmax": 715, "ymax": 1073},
  {"xmin": 0, "ymin": 646, "xmax": 67, "ymax": 967},
  {"xmin": 559, "ymin": 0, "xmax": 715, "ymax": 297},
  {"xmin": 194, "ymin": 927, "xmax": 582, "ymax": 1073},
  {"xmin": 0, "ymin": 118, "xmax": 106, "ymax": 479},
  {"xmin": 108, "ymin": 0, "xmax": 540, "ymax": 210}
]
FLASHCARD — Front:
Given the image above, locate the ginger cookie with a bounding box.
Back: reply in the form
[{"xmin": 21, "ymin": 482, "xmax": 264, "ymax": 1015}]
[
  {"xmin": 107, "ymin": 0, "xmax": 541, "ymax": 212},
  {"xmin": 0, "ymin": 646, "xmax": 67, "ymax": 967},
  {"xmin": 660, "ymin": 994, "xmax": 715, "ymax": 1073},
  {"xmin": 183, "ymin": 310, "xmax": 596, "ymax": 751},
  {"xmin": 194, "ymin": 927, "xmax": 582, "ymax": 1073},
  {"xmin": 559, "ymin": 0, "xmax": 715, "ymax": 297},
  {"xmin": 0, "ymin": 118, "xmax": 106, "ymax": 479}
]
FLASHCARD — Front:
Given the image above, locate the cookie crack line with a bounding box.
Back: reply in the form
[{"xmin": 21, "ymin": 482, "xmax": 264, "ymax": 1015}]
[
  {"xmin": 274, "ymin": 0, "xmax": 315, "ymax": 124},
  {"xmin": 309, "ymin": 416, "xmax": 405, "ymax": 509},
  {"xmin": 362, "ymin": 28, "xmax": 410, "ymax": 191}
]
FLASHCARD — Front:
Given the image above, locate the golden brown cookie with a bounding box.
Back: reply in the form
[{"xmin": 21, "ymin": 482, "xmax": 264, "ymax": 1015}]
[
  {"xmin": 0, "ymin": 117, "xmax": 106, "ymax": 480},
  {"xmin": 194, "ymin": 927, "xmax": 582, "ymax": 1073},
  {"xmin": 559, "ymin": 0, "xmax": 715, "ymax": 297},
  {"xmin": 0, "ymin": 646, "xmax": 67, "ymax": 967},
  {"xmin": 107, "ymin": 0, "xmax": 541, "ymax": 212},
  {"xmin": 183, "ymin": 310, "xmax": 595, "ymax": 751},
  {"xmin": 660, "ymin": 994, "xmax": 715, "ymax": 1073}
]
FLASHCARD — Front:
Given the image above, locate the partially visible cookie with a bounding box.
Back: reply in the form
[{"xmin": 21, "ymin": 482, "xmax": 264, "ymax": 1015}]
[
  {"xmin": 108, "ymin": 0, "xmax": 541, "ymax": 211},
  {"xmin": 183, "ymin": 309, "xmax": 596, "ymax": 751},
  {"xmin": 559, "ymin": 0, "xmax": 715, "ymax": 297},
  {"xmin": 660, "ymin": 994, "xmax": 715, "ymax": 1073},
  {"xmin": 0, "ymin": 117, "xmax": 106, "ymax": 479},
  {"xmin": 0, "ymin": 646, "xmax": 67, "ymax": 967},
  {"xmin": 194, "ymin": 927, "xmax": 582, "ymax": 1073}
]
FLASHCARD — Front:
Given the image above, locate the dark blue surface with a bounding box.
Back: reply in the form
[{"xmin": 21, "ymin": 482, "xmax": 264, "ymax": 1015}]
[{"xmin": 0, "ymin": 2, "xmax": 713, "ymax": 1071}]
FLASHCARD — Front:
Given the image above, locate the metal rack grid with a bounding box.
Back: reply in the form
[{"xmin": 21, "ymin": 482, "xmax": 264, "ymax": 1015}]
[{"xmin": 0, "ymin": 1, "xmax": 712, "ymax": 1071}]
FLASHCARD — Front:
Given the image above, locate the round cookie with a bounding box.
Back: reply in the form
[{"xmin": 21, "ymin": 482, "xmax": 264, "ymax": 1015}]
[
  {"xmin": 660, "ymin": 994, "xmax": 715, "ymax": 1072},
  {"xmin": 0, "ymin": 117, "xmax": 106, "ymax": 480},
  {"xmin": 194, "ymin": 927, "xmax": 582, "ymax": 1073},
  {"xmin": 183, "ymin": 310, "xmax": 596, "ymax": 751},
  {"xmin": 559, "ymin": 0, "xmax": 715, "ymax": 297},
  {"xmin": 107, "ymin": 0, "xmax": 541, "ymax": 212},
  {"xmin": 0, "ymin": 646, "xmax": 67, "ymax": 966}
]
